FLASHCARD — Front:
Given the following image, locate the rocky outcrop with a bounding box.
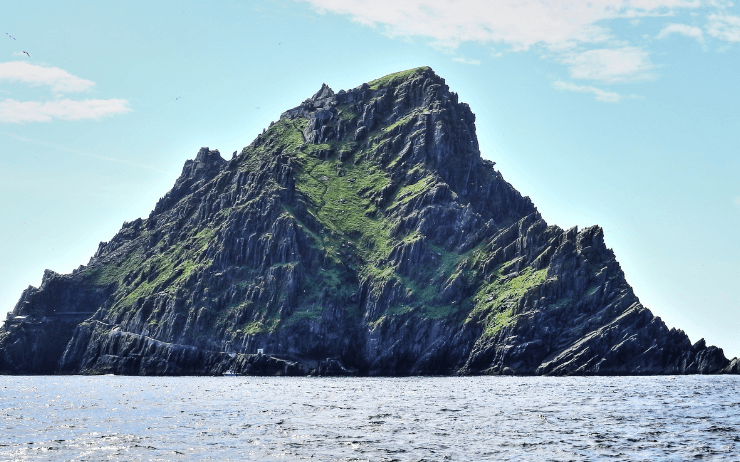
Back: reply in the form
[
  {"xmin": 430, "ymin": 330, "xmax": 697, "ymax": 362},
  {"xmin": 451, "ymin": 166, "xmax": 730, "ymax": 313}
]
[
  {"xmin": 721, "ymin": 357, "xmax": 740, "ymax": 374},
  {"xmin": 0, "ymin": 269, "xmax": 114, "ymax": 374},
  {"xmin": 0, "ymin": 66, "xmax": 735, "ymax": 376}
]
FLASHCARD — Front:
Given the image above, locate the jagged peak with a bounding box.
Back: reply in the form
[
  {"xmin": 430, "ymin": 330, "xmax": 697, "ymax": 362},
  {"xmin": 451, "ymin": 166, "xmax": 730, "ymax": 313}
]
[
  {"xmin": 280, "ymin": 66, "xmax": 448, "ymax": 122},
  {"xmin": 2, "ymin": 67, "xmax": 736, "ymax": 378},
  {"xmin": 183, "ymin": 147, "xmax": 226, "ymax": 176},
  {"xmin": 311, "ymin": 83, "xmax": 334, "ymax": 100},
  {"xmin": 178, "ymin": 147, "xmax": 226, "ymax": 183},
  {"xmin": 194, "ymin": 147, "xmax": 225, "ymax": 164},
  {"xmin": 148, "ymin": 147, "xmax": 227, "ymax": 218},
  {"xmin": 41, "ymin": 269, "xmax": 59, "ymax": 285}
]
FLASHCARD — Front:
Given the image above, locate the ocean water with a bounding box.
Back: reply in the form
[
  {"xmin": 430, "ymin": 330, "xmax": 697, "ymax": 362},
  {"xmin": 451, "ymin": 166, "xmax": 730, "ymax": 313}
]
[{"xmin": 1, "ymin": 375, "xmax": 739, "ymax": 461}]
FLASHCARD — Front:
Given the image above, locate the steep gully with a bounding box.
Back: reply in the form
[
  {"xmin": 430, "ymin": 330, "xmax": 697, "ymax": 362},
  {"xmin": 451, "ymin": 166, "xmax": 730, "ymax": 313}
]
[{"xmin": 1, "ymin": 67, "xmax": 737, "ymax": 376}]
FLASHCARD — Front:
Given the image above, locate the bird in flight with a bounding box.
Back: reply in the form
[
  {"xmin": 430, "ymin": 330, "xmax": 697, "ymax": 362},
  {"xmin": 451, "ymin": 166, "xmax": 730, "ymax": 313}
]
[
  {"xmin": 175, "ymin": 96, "xmax": 181, "ymax": 100},
  {"xmin": 22, "ymin": 51, "xmax": 30, "ymax": 57},
  {"xmin": 6, "ymin": 33, "xmax": 15, "ymax": 40}
]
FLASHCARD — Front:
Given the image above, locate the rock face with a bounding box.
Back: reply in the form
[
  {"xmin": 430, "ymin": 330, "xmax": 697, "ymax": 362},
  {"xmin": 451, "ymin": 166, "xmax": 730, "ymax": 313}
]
[{"xmin": 0, "ymin": 67, "xmax": 735, "ymax": 376}]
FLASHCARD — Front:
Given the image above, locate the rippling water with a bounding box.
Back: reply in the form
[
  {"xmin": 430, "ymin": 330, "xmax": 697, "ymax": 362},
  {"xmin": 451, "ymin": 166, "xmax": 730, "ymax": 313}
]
[{"xmin": 2, "ymin": 375, "xmax": 739, "ymax": 461}]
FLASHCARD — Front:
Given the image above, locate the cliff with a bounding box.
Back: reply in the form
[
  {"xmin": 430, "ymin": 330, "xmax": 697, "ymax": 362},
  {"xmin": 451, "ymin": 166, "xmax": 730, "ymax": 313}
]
[{"xmin": 1, "ymin": 67, "xmax": 735, "ymax": 376}]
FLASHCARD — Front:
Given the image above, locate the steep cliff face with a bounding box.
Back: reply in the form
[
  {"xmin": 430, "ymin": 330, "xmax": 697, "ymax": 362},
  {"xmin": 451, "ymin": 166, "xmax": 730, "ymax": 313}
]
[{"xmin": 0, "ymin": 67, "xmax": 734, "ymax": 376}]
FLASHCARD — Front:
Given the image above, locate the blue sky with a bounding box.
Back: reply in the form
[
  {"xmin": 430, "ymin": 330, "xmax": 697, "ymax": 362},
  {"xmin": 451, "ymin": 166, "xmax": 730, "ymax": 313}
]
[{"xmin": 2, "ymin": 0, "xmax": 738, "ymax": 356}]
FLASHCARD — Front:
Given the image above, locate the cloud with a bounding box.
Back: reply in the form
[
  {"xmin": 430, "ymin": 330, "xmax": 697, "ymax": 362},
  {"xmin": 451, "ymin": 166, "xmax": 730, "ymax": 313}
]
[
  {"xmin": 300, "ymin": 0, "xmax": 736, "ymax": 96},
  {"xmin": 453, "ymin": 57, "xmax": 481, "ymax": 65},
  {"xmin": 734, "ymin": 196, "xmax": 740, "ymax": 206},
  {"xmin": 707, "ymin": 14, "xmax": 740, "ymax": 42},
  {"xmin": 299, "ymin": 0, "xmax": 714, "ymax": 50},
  {"xmin": 552, "ymin": 81, "xmax": 624, "ymax": 102},
  {"xmin": 0, "ymin": 62, "xmax": 129, "ymax": 123},
  {"xmin": 560, "ymin": 47, "xmax": 655, "ymax": 83},
  {"xmin": 0, "ymin": 61, "xmax": 95, "ymax": 93},
  {"xmin": 657, "ymin": 23, "xmax": 704, "ymax": 41},
  {"xmin": 0, "ymin": 98, "xmax": 131, "ymax": 123}
]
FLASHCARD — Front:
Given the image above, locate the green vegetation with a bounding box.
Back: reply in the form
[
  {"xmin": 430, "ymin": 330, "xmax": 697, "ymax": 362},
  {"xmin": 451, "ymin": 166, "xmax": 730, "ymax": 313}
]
[
  {"xmin": 284, "ymin": 304, "xmax": 325, "ymax": 326},
  {"xmin": 386, "ymin": 304, "xmax": 414, "ymax": 316},
  {"xmin": 76, "ymin": 67, "xmax": 530, "ymax": 342},
  {"xmin": 80, "ymin": 215, "xmax": 225, "ymax": 313},
  {"xmin": 423, "ymin": 302, "xmax": 465, "ymax": 320},
  {"xmin": 484, "ymin": 307, "xmax": 514, "ymax": 337},
  {"xmin": 367, "ymin": 66, "xmax": 430, "ymax": 90},
  {"xmin": 290, "ymin": 130, "xmax": 396, "ymax": 272},
  {"xmin": 3, "ymin": 63, "xmax": 683, "ymax": 380},
  {"xmin": 374, "ymin": 112, "xmax": 420, "ymax": 150},
  {"xmin": 240, "ymin": 318, "xmax": 280, "ymax": 334},
  {"xmin": 336, "ymin": 104, "xmax": 357, "ymax": 121},
  {"xmin": 469, "ymin": 267, "xmax": 548, "ymax": 337},
  {"xmin": 551, "ymin": 298, "xmax": 573, "ymax": 309},
  {"xmin": 263, "ymin": 119, "xmax": 306, "ymax": 151},
  {"xmin": 390, "ymin": 174, "xmax": 435, "ymax": 207},
  {"xmin": 83, "ymin": 248, "xmax": 146, "ymax": 285},
  {"xmin": 271, "ymin": 112, "xmax": 465, "ymax": 322},
  {"xmin": 113, "ymin": 254, "xmax": 202, "ymax": 312}
]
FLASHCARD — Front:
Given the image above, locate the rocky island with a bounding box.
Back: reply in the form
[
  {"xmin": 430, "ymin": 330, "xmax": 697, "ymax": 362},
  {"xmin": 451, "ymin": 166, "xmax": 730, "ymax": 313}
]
[{"xmin": 1, "ymin": 67, "xmax": 737, "ymax": 376}]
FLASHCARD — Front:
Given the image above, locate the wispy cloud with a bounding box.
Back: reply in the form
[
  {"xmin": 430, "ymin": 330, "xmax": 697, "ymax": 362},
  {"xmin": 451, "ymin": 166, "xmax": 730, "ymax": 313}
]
[
  {"xmin": 707, "ymin": 14, "xmax": 740, "ymax": 42},
  {"xmin": 299, "ymin": 0, "xmax": 713, "ymax": 50},
  {"xmin": 453, "ymin": 57, "xmax": 481, "ymax": 65},
  {"xmin": 0, "ymin": 61, "xmax": 130, "ymax": 123},
  {"xmin": 560, "ymin": 47, "xmax": 655, "ymax": 83},
  {"xmin": 657, "ymin": 23, "xmax": 704, "ymax": 41},
  {"xmin": 0, "ymin": 61, "xmax": 95, "ymax": 93},
  {"xmin": 0, "ymin": 98, "xmax": 130, "ymax": 123},
  {"xmin": 1, "ymin": 132, "xmax": 167, "ymax": 173},
  {"xmin": 299, "ymin": 0, "xmax": 733, "ymax": 94},
  {"xmin": 552, "ymin": 81, "xmax": 624, "ymax": 102}
]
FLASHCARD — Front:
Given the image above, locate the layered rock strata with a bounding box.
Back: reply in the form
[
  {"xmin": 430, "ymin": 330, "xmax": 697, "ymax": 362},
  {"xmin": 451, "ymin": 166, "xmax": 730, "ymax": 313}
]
[{"xmin": 1, "ymin": 67, "xmax": 735, "ymax": 376}]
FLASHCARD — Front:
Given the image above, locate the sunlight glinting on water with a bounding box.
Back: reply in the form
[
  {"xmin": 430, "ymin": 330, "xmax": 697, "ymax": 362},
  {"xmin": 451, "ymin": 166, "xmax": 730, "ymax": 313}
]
[{"xmin": 2, "ymin": 376, "xmax": 739, "ymax": 461}]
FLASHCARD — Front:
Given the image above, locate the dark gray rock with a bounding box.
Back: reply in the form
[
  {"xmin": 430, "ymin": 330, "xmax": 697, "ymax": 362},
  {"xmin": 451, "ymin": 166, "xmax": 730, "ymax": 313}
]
[{"xmin": 1, "ymin": 66, "xmax": 735, "ymax": 376}]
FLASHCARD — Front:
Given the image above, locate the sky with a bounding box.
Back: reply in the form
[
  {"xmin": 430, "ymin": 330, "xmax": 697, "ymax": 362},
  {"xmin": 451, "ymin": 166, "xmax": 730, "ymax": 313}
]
[{"xmin": 1, "ymin": 0, "xmax": 738, "ymax": 357}]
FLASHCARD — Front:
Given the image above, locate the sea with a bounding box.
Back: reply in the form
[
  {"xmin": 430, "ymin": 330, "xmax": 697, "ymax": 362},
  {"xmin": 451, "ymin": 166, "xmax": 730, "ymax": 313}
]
[{"xmin": 1, "ymin": 375, "xmax": 738, "ymax": 461}]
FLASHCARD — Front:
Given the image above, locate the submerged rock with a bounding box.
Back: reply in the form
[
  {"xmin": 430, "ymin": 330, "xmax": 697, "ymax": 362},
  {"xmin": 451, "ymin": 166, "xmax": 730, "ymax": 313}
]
[{"xmin": 0, "ymin": 66, "xmax": 735, "ymax": 376}]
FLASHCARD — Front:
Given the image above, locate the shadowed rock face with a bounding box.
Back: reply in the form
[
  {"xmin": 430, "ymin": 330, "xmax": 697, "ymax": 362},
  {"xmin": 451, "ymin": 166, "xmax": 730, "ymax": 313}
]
[{"xmin": 0, "ymin": 67, "xmax": 735, "ymax": 376}]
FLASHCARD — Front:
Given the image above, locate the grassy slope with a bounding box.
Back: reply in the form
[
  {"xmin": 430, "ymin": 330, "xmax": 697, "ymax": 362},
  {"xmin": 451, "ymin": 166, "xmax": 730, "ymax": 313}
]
[{"xmin": 80, "ymin": 67, "xmax": 553, "ymax": 341}]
